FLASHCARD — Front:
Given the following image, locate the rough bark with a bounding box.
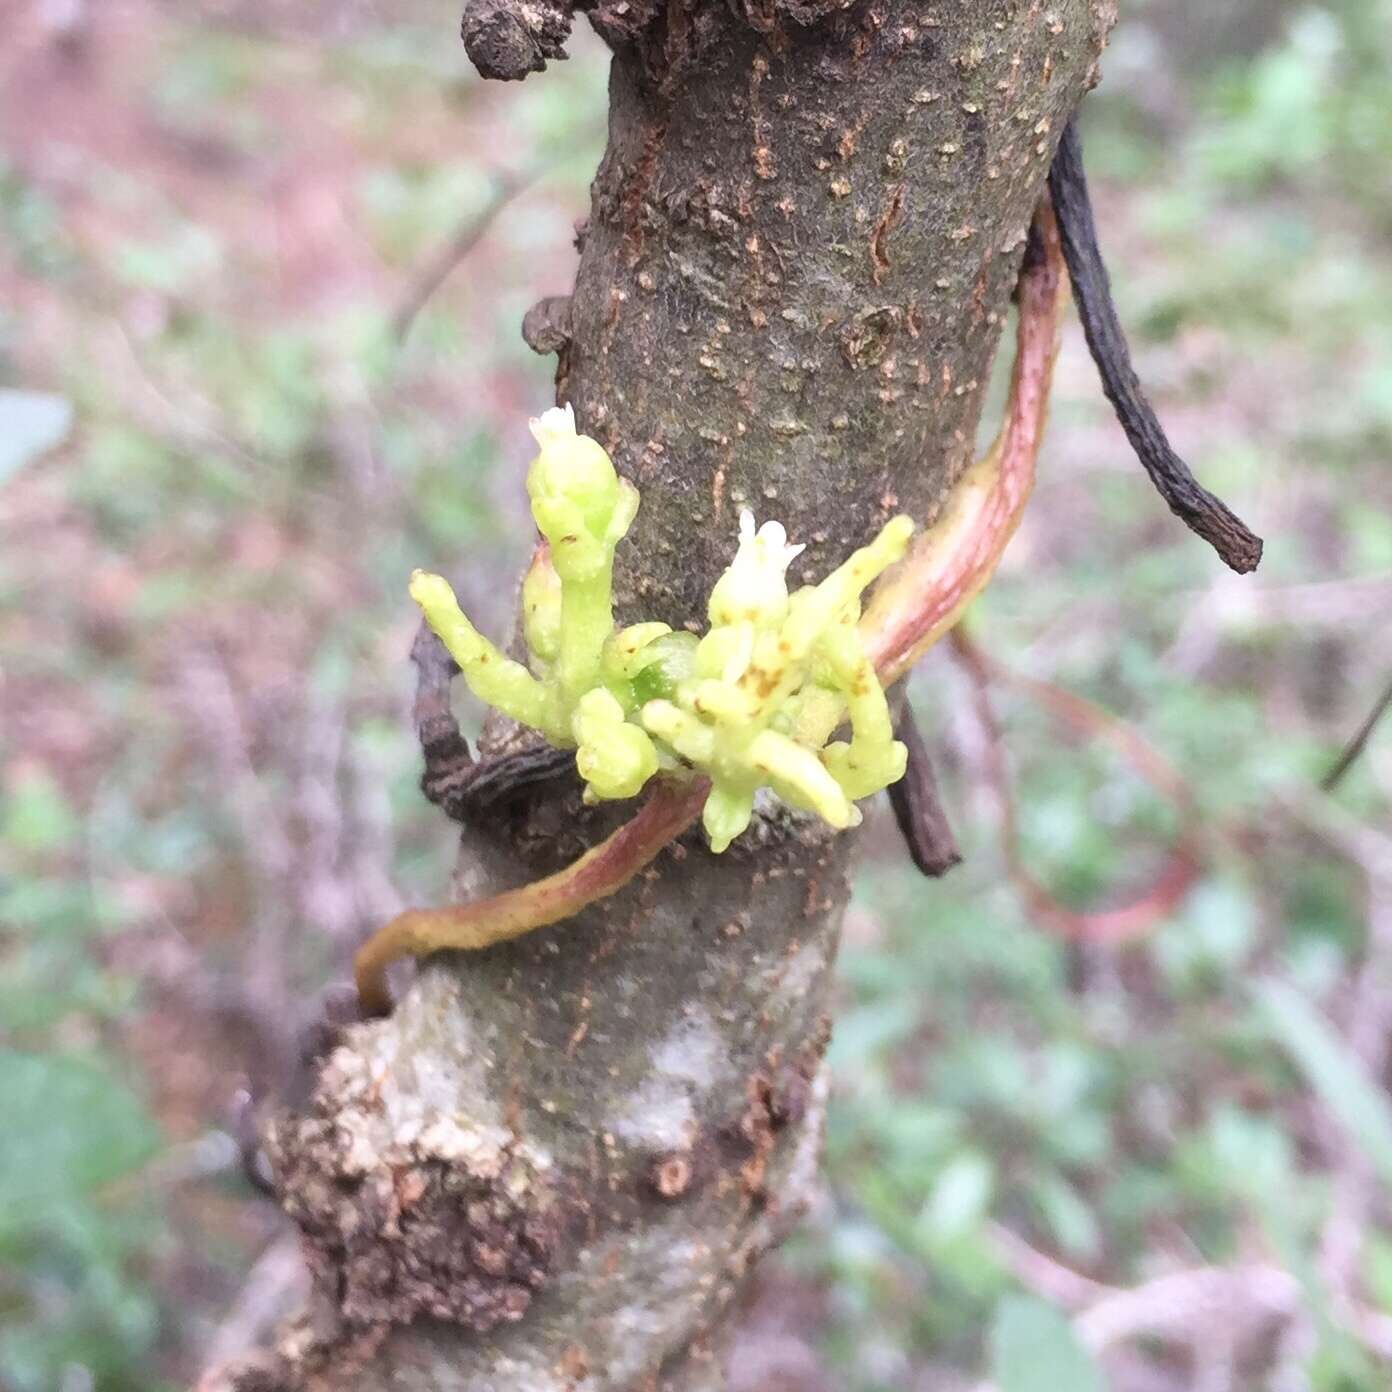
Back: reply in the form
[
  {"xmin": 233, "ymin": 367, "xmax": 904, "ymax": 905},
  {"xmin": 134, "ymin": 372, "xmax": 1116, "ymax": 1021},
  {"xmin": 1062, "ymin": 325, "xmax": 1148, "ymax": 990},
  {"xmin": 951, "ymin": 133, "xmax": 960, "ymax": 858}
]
[{"xmin": 219, "ymin": 4, "xmax": 1115, "ymax": 1389}]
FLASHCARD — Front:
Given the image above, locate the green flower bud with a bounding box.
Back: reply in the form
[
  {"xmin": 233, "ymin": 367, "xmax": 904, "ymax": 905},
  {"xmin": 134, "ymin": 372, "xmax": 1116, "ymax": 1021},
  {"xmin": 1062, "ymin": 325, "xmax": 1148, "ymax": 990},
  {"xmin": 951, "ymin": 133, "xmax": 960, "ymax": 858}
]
[
  {"xmin": 603, "ymin": 622, "xmax": 673, "ymax": 685},
  {"xmin": 573, "ymin": 688, "xmax": 659, "ymax": 801},
  {"xmin": 629, "ymin": 632, "xmax": 699, "ymax": 705},
  {"xmin": 528, "ymin": 405, "xmax": 621, "ymax": 534},
  {"xmin": 410, "ymin": 570, "xmax": 568, "ymax": 743},
  {"xmin": 522, "ymin": 546, "xmax": 562, "ymax": 665},
  {"xmin": 702, "ymin": 781, "xmax": 758, "ymax": 854}
]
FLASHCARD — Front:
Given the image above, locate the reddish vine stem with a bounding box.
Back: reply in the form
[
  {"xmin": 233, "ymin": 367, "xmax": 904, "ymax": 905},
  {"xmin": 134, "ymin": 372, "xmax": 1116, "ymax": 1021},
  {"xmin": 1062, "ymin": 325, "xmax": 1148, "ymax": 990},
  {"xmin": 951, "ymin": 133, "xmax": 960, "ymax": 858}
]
[
  {"xmin": 355, "ymin": 776, "xmax": 710, "ymax": 1016},
  {"xmin": 862, "ymin": 200, "xmax": 1066, "ymax": 683},
  {"xmin": 950, "ymin": 626, "xmax": 1200, "ymax": 944}
]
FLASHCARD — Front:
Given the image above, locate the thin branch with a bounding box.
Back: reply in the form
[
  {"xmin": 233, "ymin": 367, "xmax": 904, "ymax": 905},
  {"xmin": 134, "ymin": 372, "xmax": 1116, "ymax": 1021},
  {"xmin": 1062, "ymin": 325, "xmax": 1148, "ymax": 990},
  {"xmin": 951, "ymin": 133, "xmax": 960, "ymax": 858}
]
[
  {"xmin": 1323, "ymin": 674, "xmax": 1392, "ymax": 791},
  {"xmin": 950, "ymin": 625, "xmax": 1200, "ymax": 944},
  {"xmin": 1048, "ymin": 117, "xmax": 1264, "ymax": 574},
  {"xmin": 391, "ymin": 171, "xmax": 537, "ymax": 342},
  {"xmin": 990, "ymin": 1224, "xmax": 1392, "ymax": 1374},
  {"xmin": 986, "ymin": 1221, "xmax": 1107, "ymax": 1310},
  {"xmin": 1075, "ymin": 1264, "xmax": 1304, "ymax": 1353},
  {"xmin": 201, "ymin": 1235, "xmax": 308, "ymax": 1373},
  {"xmin": 1274, "ymin": 785, "xmax": 1392, "ymax": 883}
]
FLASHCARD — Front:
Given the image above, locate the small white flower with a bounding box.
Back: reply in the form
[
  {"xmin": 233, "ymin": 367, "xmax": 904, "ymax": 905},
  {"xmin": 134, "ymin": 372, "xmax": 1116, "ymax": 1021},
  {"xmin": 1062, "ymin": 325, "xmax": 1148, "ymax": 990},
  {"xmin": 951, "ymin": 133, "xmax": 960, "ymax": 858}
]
[
  {"xmin": 708, "ymin": 510, "xmax": 806, "ymax": 626},
  {"xmin": 528, "ymin": 402, "xmax": 578, "ymax": 450},
  {"xmin": 737, "ymin": 509, "xmax": 805, "ymax": 574}
]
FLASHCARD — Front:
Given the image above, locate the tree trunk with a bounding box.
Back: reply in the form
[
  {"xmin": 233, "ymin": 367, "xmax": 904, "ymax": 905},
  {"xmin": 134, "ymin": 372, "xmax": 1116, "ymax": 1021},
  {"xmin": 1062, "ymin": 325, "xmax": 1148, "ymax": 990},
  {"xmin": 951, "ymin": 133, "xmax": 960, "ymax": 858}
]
[{"xmin": 215, "ymin": 4, "xmax": 1114, "ymax": 1388}]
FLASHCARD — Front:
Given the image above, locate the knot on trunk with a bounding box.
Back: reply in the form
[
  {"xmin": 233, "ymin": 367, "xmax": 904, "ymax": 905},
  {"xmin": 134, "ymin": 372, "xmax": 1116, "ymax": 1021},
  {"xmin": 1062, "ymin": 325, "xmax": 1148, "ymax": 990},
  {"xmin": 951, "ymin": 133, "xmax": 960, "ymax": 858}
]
[
  {"xmin": 460, "ymin": 0, "xmax": 576, "ymax": 80},
  {"xmin": 266, "ymin": 1036, "xmax": 563, "ymax": 1356}
]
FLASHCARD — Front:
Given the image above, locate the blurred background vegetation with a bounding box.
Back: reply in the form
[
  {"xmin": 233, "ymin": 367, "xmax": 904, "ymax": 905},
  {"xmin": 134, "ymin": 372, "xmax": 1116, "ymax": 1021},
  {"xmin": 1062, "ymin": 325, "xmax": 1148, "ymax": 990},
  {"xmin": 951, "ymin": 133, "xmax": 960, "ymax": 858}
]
[{"xmin": 1, "ymin": 1, "xmax": 1390, "ymax": 1388}]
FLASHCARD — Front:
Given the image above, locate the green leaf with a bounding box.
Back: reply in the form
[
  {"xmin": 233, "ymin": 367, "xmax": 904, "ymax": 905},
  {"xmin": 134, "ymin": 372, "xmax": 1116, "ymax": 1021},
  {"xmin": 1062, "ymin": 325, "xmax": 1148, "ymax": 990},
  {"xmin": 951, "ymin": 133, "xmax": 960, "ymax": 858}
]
[
  {"xmin": 0, "ymin": 1053, "xmax": 159, "ymax": 1219},
  {"xmin": 0, "ymin": 389, "xmax": 72, "ymax": 484},
  {"xmin": 917, "ymin": 1150, "xmax": 995, "ymax": 1247},
  {"xmin": 827, "ymin": 998, "xmax": 917, "ymax": 1069},
  {"xmin": 1, "ymin": 770, "xmax": 79, "ymax": 852},
  {"xmin": 1034, "ymin": 1168, "xmax": 1102, "ymax": 1262},
  {"xmin": 990, "ymin": 1294, "xmax": 1104, "ymax": 1392},
  {"xmin": 1255, "ymin": 978, "xmax": 1392, "ymax": 1184}
]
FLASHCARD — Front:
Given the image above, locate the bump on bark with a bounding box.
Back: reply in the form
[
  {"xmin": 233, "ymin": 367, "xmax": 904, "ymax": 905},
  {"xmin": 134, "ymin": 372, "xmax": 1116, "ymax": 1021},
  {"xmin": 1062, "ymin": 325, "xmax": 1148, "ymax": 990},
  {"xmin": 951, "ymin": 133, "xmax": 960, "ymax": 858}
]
[
  {"xmin": 258, "ymin": 1027, "xmax": 566, "ymax": 1383},
  {"xmin": 460, "ymin": 0, "xmax": 576, "ymax": 80}
]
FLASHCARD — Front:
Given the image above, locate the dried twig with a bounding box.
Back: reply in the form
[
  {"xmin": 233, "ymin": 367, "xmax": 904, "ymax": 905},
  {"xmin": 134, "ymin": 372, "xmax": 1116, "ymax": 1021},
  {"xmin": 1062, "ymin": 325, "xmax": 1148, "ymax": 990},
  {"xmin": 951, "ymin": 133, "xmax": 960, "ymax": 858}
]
[
  {"xmin": 1049, "ymin": 117, "xmax": 1263, "ymax": 574},
  {"xmin": 986, "ymin": 1221, "xmax": 1107, "ymax": 1310},
  {"xmin": 200, "ymin": 1234, "xmax": 308, "ymax": 1374},
  {"xmin": 992, "ymin": 1226, "xmax": 1392, "ymax": 1377},
  {"xmin": 888, "ymin": 701, "xmax": 962, "ymax": 878}
]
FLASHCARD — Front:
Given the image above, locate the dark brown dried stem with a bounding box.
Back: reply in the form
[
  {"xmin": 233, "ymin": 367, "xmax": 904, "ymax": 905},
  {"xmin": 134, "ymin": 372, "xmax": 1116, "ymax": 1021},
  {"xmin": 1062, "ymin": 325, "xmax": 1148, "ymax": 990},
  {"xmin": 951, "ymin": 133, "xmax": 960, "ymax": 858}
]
[
  {"xmin": 1048, "ymin": 117, "xmax": 1264, "ymax": 574},
  {"xmin": 888, "ymin": 702, "xmax": 962, "ymax": 879}
]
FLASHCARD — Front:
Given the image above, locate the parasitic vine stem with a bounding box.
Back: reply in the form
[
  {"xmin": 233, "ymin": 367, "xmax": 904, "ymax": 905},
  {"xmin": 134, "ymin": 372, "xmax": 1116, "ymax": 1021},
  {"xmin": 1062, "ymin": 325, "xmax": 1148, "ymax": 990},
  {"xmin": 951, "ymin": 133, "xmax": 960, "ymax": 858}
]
[
  {"xmin": 861, "ymin": 199, "xmax": 1067, "ymax": 684},
  {"xmin": 355, "ymin": 775, "xmax": 710, "ymax": 1016}
]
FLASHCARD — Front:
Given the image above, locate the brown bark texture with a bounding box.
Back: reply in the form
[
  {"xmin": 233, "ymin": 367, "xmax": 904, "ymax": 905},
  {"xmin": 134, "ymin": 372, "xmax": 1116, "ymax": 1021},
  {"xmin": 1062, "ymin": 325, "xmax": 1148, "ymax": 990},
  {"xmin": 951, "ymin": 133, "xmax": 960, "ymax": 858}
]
[{"xmin": 214, "ymin": 3, "xmax": 1115, "ymax": 1389}]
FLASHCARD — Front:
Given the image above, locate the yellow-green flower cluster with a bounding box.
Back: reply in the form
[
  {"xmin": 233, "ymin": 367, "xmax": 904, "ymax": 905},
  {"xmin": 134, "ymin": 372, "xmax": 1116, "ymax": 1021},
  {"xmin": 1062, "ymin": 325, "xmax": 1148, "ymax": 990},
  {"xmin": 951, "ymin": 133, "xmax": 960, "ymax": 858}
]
[{"xmin": 410, "ymin": 406, "xmax": 913, "ymax": 852}]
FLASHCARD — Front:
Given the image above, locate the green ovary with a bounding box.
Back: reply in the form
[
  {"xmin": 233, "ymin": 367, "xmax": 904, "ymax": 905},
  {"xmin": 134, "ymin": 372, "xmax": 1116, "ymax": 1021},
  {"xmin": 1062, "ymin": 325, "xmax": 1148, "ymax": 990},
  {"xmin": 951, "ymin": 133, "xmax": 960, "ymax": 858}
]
[{"xmin": 412, "ymin": 405, "xmax": 913, "ymax": 851}]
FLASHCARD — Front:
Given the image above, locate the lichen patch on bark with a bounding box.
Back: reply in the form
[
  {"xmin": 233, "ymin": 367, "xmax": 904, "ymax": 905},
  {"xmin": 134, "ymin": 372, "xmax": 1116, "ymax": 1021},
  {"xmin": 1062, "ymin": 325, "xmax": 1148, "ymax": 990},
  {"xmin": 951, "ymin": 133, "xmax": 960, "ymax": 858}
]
[
  {"xmin": 611, "ymin": 1007, "xmax": 730, "ymax": 1150},
  {"xmin": 267, "ymin": 991, "xmax": 562, "ymax": 1348}
]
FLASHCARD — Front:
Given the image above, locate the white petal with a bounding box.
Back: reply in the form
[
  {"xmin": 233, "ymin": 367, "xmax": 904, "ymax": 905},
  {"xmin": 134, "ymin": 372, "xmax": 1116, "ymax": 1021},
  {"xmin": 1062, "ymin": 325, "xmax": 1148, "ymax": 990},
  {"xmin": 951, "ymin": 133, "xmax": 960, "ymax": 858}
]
[{"xmin": 529, "ymin": 402, "xmax": 578, "ymax": 449}]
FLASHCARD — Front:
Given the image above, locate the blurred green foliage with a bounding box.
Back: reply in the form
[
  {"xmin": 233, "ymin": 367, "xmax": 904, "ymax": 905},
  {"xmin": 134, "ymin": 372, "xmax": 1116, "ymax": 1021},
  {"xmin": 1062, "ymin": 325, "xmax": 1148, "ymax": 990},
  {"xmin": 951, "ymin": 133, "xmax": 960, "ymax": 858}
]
[
  {"xmin": 2, "ymin": 9, "xmax": 606, "ymax": 1384},
  {"xmin": 0, "ymin": 771, "xmax": 164, "ymax": 1391},
  {"xmin": 802, "ymin": 4, "xmax": 1392, "ymax": 1387},
  {"xmin": 1, "ymin": 1, "xmax": 1389, "ymax": 1388}
]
